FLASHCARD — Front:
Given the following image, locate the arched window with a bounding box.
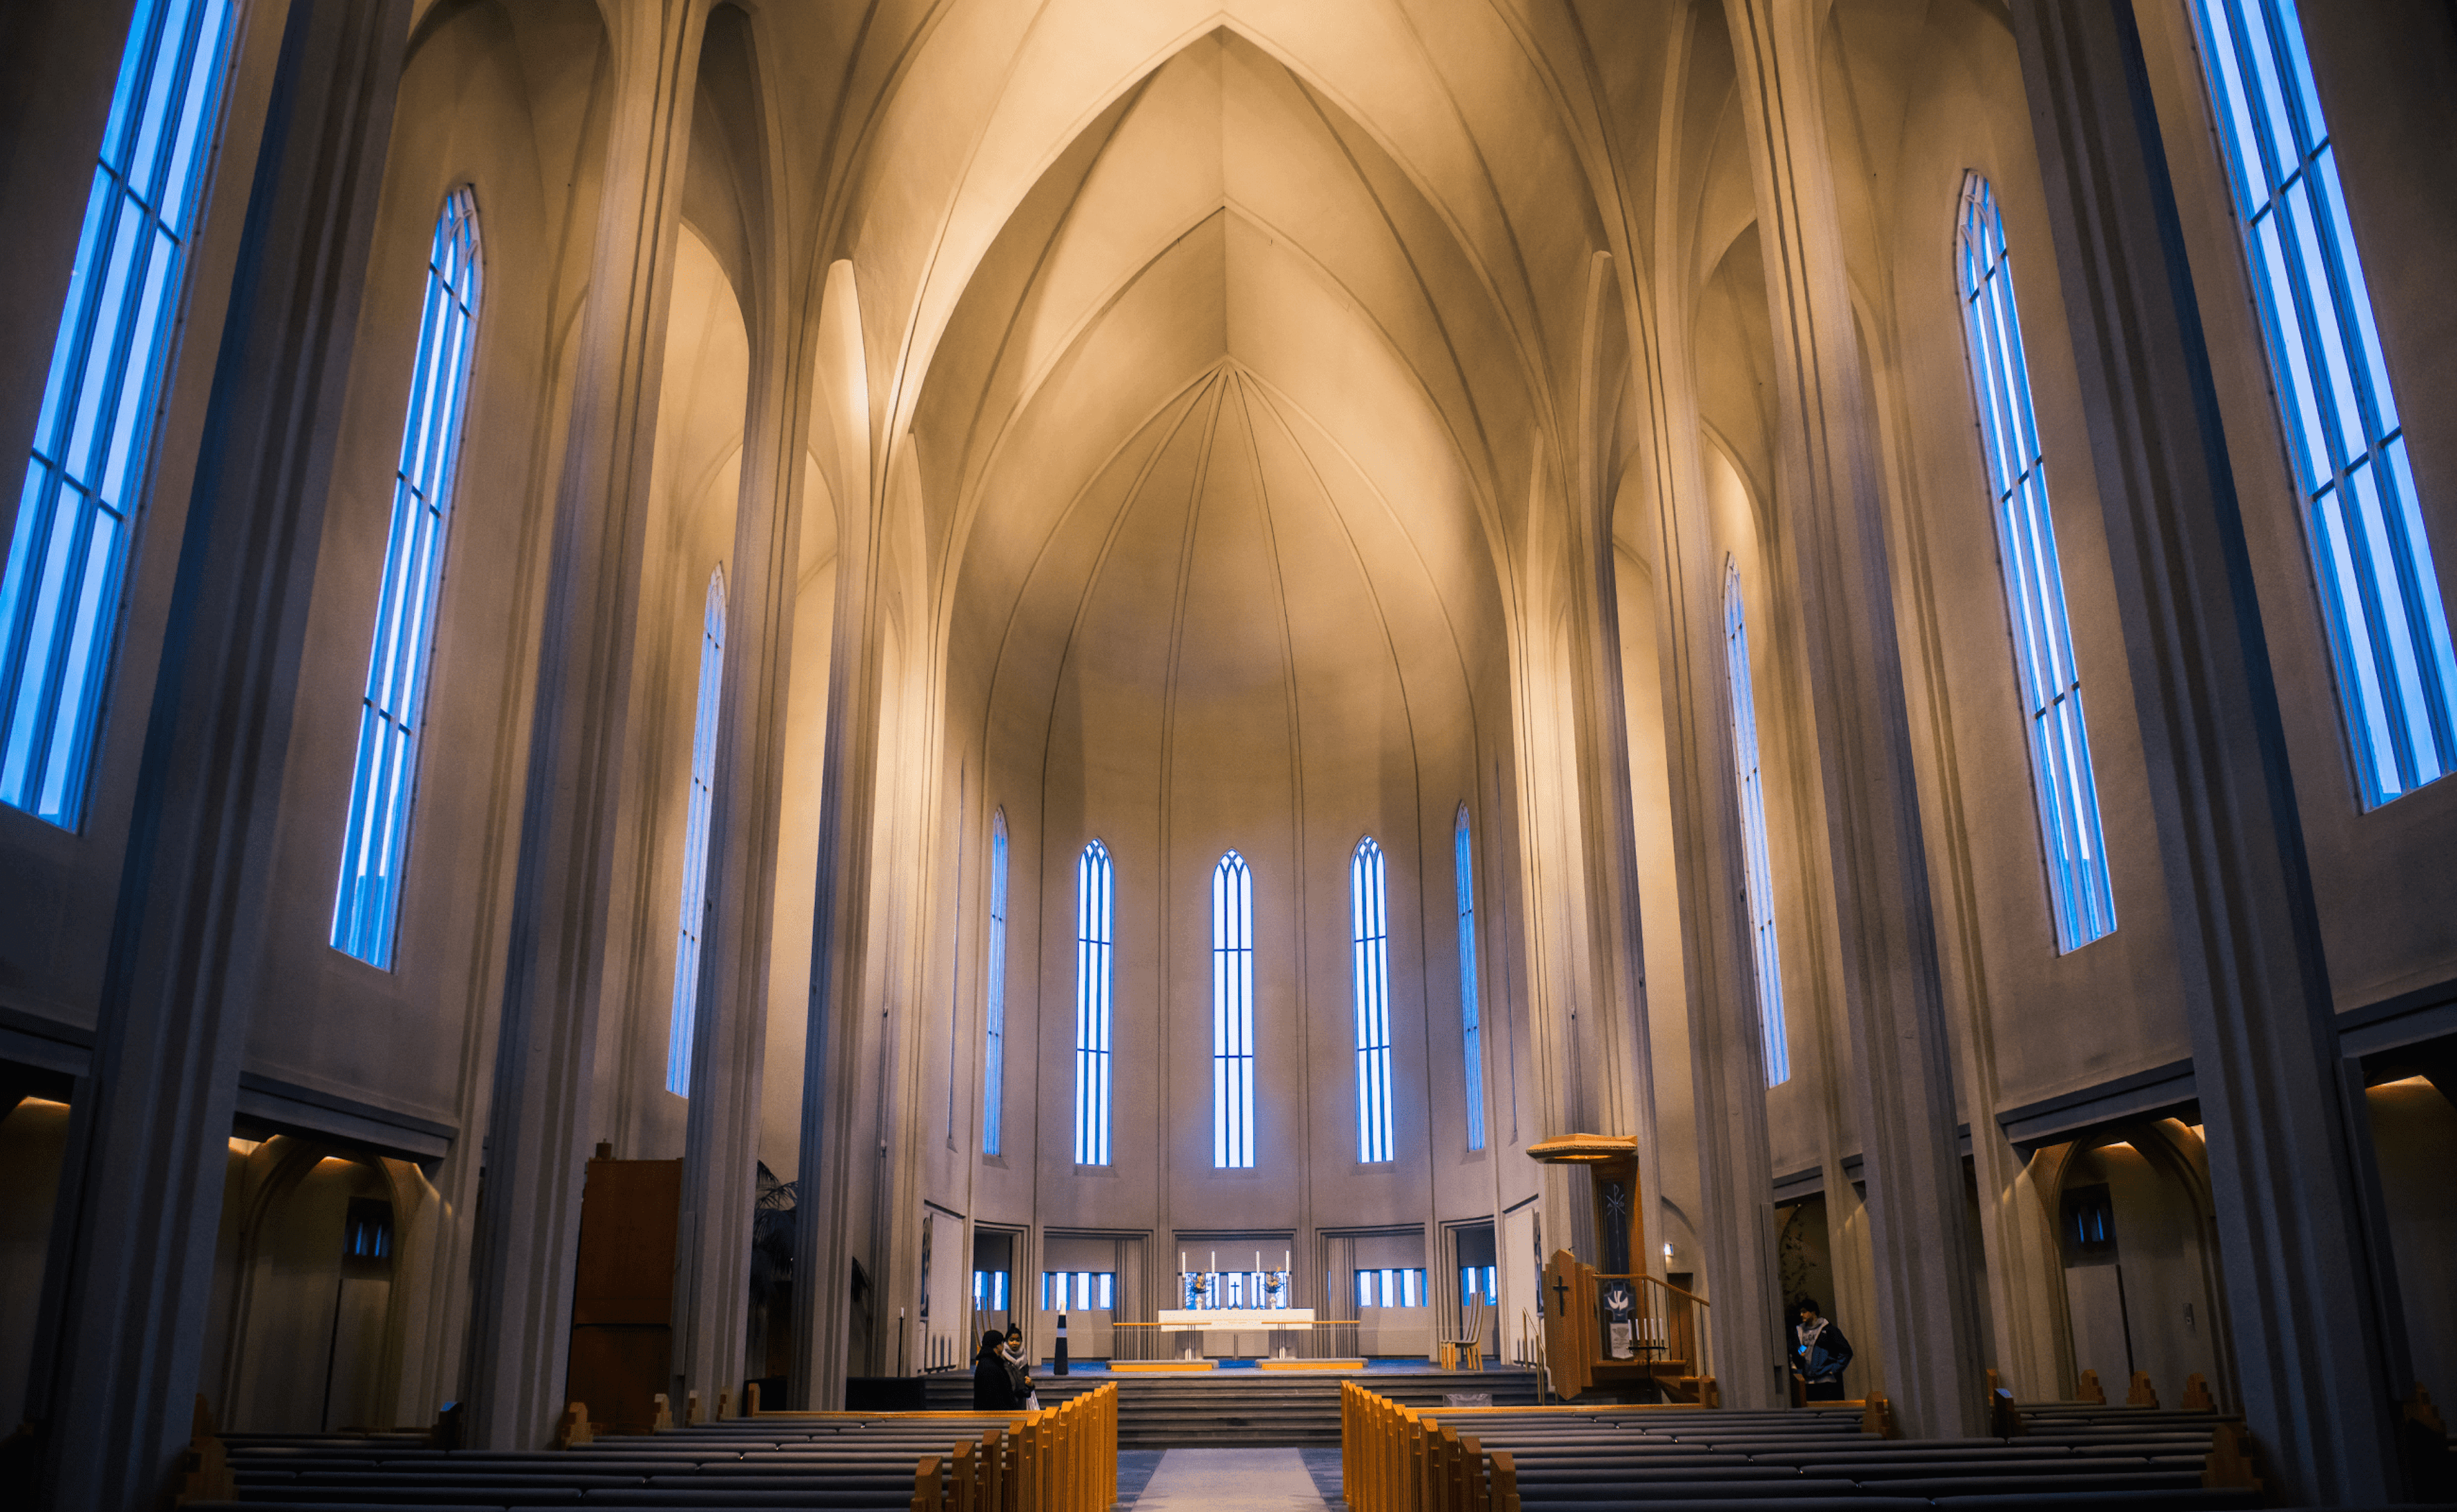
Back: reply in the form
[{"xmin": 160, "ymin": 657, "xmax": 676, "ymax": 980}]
[
  {"xmin": 982, "ymin": 808, "xmax": 1009, "ymax": 1156},
  {"xmin": 664, "ymin": 568, "xmax": 726, "ymax": 1095},
  {"xmin": 1724, "ymin": 562, "xmax": 1790, "ymax": 1087},
  {"xmin": 1454, "ymin": 806, "xmax": 1486, "ymax": 1152},
  {"xmin": 1212, "ymin": 851, "xmax": 1255, "ymax": 1168},
  {"xmin": 1074, "ymin": 840, "xmax": 1113, "ymax": 1166},
  {"xmin": 1958, "ymin": 175, "xmax": 2119, "ymax": 951},
  {"xmin": 2187, "ymin": 0, "xmax": 2457, "ymax": 807},
  {"xmin": 2, "ymin": 0, "xmax": 240, "ymax": 827},
  {"xmin": 330, "ymin": 191, "xmax": 483, "ymax": 966},
  {"xmin": 1351, "ymin": 836, "xmax": 1394, "ymax": 1163}
]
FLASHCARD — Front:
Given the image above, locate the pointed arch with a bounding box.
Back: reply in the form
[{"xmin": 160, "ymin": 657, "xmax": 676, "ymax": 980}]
[
  {"xmin": 1453, "ymin": 804, "xmax": 1485, "ymax": 1152},
  {"xmin": 1074, "ymin": 838, "xmax": 1114, "ymax": 1165},
  {"xmin": 666, "ymin": 565, "xmax": 728, "ymax": 1095},
  {"xmin": 1350, "ymin": 834, "xmax": 1394, "ymax": 1163},
  {"xmin": 1957, "ymin": 173, "xmax": 2116, "ymax": 951},
  {"xmin": 1212, "ymin": 849, "xmax": 1255, "ymax": 1169},
  {"xmin": 982, "ymin": 806, "xmax": 1010, "ymax": 1154},
  {"xmin": 331, "ymin": 188, "xmax": 484, "ymax": 966},
  {"xmin": 1723, "ymin": 559, "xmax": 1788, "ymax": 1086}
]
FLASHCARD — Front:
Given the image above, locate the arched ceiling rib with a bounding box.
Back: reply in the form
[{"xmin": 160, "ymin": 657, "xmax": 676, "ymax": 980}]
[
  {"xmin": 921, "ymin": 30, "xmax": 1536, "ymax": 690},
  {"xmin": 828, "ymin": 2, "xmax": 1614, "ymax": 532}
]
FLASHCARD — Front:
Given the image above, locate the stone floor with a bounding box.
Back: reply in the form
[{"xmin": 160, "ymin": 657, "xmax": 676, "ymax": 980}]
[{"xmin": 1116, "ymin": 1446, "xmax": 1344, "ymax": 1508}]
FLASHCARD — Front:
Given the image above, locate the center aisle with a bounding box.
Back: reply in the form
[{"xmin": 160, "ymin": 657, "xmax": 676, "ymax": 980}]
[{"xmin": 1121, "ymin": 1446, "xmax": 1345, "ymax": 1509}]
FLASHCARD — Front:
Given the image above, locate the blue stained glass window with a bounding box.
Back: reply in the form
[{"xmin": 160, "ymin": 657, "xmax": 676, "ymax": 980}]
[
  {"xmin": 2, "ymin": 0, "xmax": 239, "ymax": 827},
  {"xmin": 1957, "ymin": 175, "xmax": 2119, "ymax": 952},
  {"xmin": 2188, "ymin": 0, "xmax": 2457, "ymax": 808},
  {"xmin": 1074, "ymin": 840, "xmax": 1114, "ymax": 1166},
  {"xmin": 983, "ymin": 808, "xmax": 1009, "ymax": 1156},
  {"xmin": 1351, "ymin": 836, "xmax": 1395, "ymax": 1162},
  {"xmin": 662, "ymin": 569, "xmax": 726, "ymax": 1094},
  {"xmin": 330, "ymin": 191, "xmax": 483, "ymax": 966},
  {"xmin": 1212, "ymin": 850, "xmax": 1255, "ymax": 1168},
  {"xmin": 1454, "ymin": 806, "xmax": 1486, "ymax": 1152},
  {"xmin": 1723, "ymin": 562, "xmax": 1790, "ymax": 1086},
  {"xmin": 1355, "ymin": 1268, "xmax": 1425, "ymax": 1307}
]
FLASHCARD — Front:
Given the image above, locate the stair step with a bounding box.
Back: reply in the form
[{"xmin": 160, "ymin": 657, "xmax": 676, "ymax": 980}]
[{"xmin": 914, "ymin": 1367, "xmax": 1540, "ymax": 1447}]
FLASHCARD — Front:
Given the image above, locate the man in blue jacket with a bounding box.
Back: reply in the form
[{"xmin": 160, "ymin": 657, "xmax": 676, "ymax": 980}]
[{"xmin": 1792, "ymin": 1297, "xmax": 1854, "ymax": 1402}]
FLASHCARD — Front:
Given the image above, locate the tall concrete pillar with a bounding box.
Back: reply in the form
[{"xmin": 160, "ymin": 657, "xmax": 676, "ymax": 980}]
[
  {"xmin": 1719, "ymin": 0, "xmax": 1988, "ymax": 1438},
  {"xmin": 671, "ymin": 155, "xmax": 806, "ymax": 1415},
  {"xmin": 2010, "ymin": 3, "xmax": 2401, "ymax": 1499},
  {"xmin": 458, "ymin": 0, "xmax": 701, "ymax": 1450},
  {"xmin": 28, "ymin": 4, "xmax": 408, "ymax": 1504},
  {"xmin": 791, "ymin": 260, "xmax": 883, "ymax": 1410},
  {"xmin": 1617, "ymin": 170, "xmax": 1786, "ymax": 1405}
]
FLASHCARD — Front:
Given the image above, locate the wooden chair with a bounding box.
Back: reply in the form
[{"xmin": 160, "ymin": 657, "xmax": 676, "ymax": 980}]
[{"xmin": 1438, "ymin": 1303, "xmax": 1486, "ymax": 1371}]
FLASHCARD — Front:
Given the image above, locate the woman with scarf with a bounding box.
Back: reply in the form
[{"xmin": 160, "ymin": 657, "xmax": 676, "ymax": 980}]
[{"xmin": 1002, "ymin": 1326, "xmax": 1039, "ymax": 1411}]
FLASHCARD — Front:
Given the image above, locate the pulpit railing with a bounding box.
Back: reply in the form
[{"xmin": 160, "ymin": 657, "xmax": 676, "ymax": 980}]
[{"xmin": 1539, "ymin": 1250, "xmax": 1716, "ymax": 1403}]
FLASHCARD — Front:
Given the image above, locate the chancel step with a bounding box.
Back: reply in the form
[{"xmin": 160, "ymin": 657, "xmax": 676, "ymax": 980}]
[{"xmin": 921, "ymin": 1365, "xmax": 1541, "ymax": 1447}]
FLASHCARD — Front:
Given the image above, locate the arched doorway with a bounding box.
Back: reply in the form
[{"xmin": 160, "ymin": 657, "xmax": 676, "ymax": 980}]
[
  {"xmin": 219, "ymin": 1141, "xmax": 404, "ymax": 1431},
  {"xmin": 2044, "ymin": 1122, "xmax": 2231, "ymax": 1406}
]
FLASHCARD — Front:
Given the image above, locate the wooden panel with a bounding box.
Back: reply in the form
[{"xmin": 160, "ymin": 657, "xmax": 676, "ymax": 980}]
[
  {"xmin": 570, "ymin": 1158, "xmax": 681, "ymax": 1325},
  {"xmin": 564, "ymin": 1158, "xmax": 681, "ymax": 1433},
  {"xmin": 567, "ymin": 1324, "xmax": 671, "ymax": 1435}
]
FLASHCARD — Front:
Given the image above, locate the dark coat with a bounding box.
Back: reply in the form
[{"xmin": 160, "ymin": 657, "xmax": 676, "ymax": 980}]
[
  {"xmin": 1794, "ymin": 1317, "xmax": 1853, "ymax": 1384},
  {"xmin": 973, "ymin": 1352, "xmax": 1020, "ymax": 1410}
]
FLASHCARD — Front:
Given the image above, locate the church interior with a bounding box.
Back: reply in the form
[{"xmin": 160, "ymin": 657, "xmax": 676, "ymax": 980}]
[{"xmin": 1, "ymin": 0, "xmax": 2453, "ymax": 1507}]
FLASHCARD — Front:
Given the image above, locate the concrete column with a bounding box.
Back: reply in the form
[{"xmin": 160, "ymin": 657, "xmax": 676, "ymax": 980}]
[
  {"xmin": 672, "ymin": 171, "xmax": 805, "ymax": 1414},
  {"xmin": 790, "ymin": 260, "xmax": 883, "ymax": 1410},
  {"xmin": 2010, "ymin": 3, "xmax": 2401, "ymax": 1498},
  {"xmin": 28, "ymin": 4, "xmax": 408, "ymax": 1505},
  {"xmin": 1618, "ymin": 196, "xmax": 1786, "ymax": 1404},
  {"xmin": 1719, "ymin": 0, "xmax": 1988, "ymax": 1438},
  {"xmin": 1564, "ymin": 262, "xmax": 1669, "ymax": 1243},
  {"xmin": 457, "ymin": 0, "xmax": 701, "ymax": 1450}
]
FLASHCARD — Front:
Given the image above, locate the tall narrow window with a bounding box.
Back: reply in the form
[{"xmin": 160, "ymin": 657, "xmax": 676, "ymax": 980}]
[
  {"xmin": 1073, "ymin": 840, "xmax": 1113, "ymax": 1166},
  {"xmin": 663, "ymin": 569, "xmax": 725, "ymax": 1095},
  {"xmin": 1723, "ymin": 562, "xmax": 1790, "ymax": 1086},
  {"xmin": 330, "ymin": 191, "xmax": 483, "ymax": 966},
  {"xmin": 1212, "ymin": 850, "xmax": 1255, "ymax": 1168},
  {"xmin": 2188, "ymin": 0, "xmax": 2457, "ymax": 806},
  {"xmin": 1453, "ymin": 806, "xmax": 1486, "ymax": 1152},
  {"xmin": 3, "ymin": 0, "xmax": 240, "ymax": 826},
  {"xmin": 1351, "ymin": 836, "xmax": 1395, "ymax": 1163},
  {"xmin": 982, "ymin": 808, "xmax": 1009, "ymax": 1156},
  {"xmin": 1958, "ymin": 177, "xmax": 2119, "ymax": 951}
]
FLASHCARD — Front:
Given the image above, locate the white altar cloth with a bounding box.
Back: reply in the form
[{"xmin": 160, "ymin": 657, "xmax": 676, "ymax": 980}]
[{"xmin": 1154, "ymin": 1308, "xmax": 1316, "ymax": 1328}]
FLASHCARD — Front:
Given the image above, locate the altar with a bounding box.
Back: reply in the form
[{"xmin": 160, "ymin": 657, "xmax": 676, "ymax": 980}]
[{"xmin": 1150, "ymin": 1307, "xmax": 1317, "ymax": 1360}]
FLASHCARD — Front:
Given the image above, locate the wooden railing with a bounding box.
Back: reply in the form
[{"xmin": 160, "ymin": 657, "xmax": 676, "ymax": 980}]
[
  {"xmin": 1340, "ymin": 1381, "xmax": 1522, "ymax": 1512},
  {"xmin": 910, "ymin": 1381, "xmax": 1117, "ymax": 1512}
]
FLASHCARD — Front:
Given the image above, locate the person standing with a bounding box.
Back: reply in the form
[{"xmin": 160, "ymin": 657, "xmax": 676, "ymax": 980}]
[
  {"xmin": 974, "ymin": 1330, "xmax": 1021, "ymax": 1410},
  {"xmin": 1003, "ymin": 1326, "xmax": 1040, "ymax": 1411},
  {"xmin": 1792, "ymin": 1297, "xmax": 1854, "ymax": 1402}
]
